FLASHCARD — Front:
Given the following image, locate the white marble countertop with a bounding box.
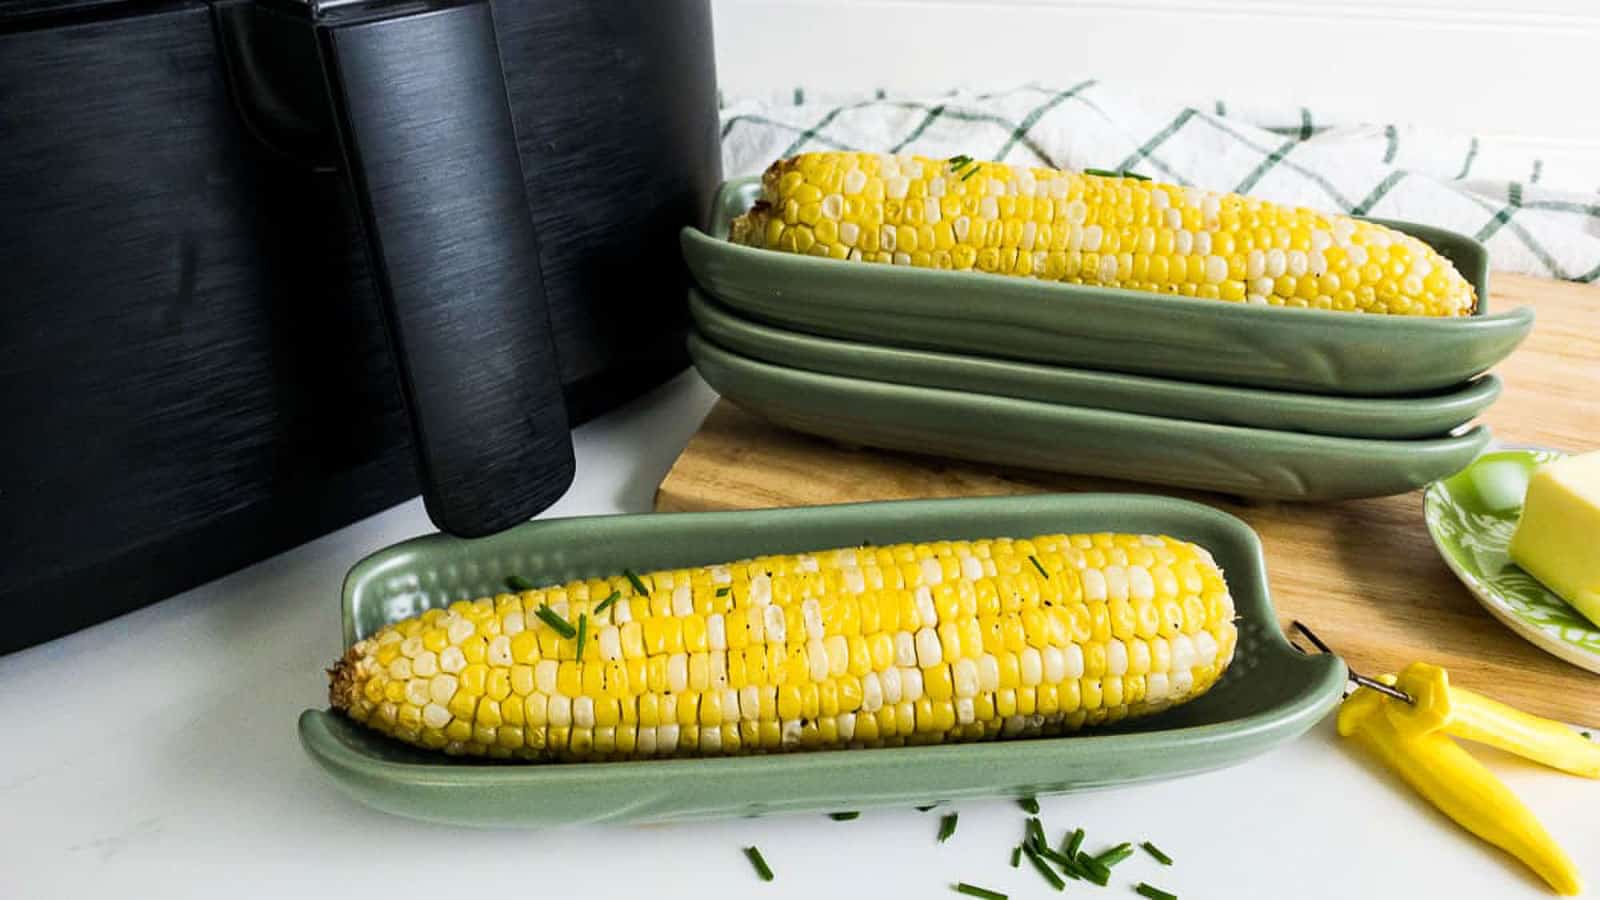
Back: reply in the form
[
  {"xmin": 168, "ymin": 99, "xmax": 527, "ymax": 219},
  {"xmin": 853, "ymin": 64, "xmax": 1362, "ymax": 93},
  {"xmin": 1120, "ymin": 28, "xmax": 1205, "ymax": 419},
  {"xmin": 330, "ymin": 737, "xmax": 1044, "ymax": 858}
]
[{"xmin": 3, "ymin": 371, "xmax": 1593, "ymax": 900}]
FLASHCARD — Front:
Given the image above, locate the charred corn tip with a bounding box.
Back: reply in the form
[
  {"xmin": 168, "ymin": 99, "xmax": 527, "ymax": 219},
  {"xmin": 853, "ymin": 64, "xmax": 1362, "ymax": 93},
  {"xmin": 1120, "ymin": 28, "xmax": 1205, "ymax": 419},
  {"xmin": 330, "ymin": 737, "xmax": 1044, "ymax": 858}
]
[
  {"xmin": 730, "ymin": 151, "xmax": 1475, "ymax": 317},
  {"xmin": 328, "ymin": 646, "xmax": 365, "ymax": 712},
  {"xmin": 330, "ymin": 533, "xmax": 1237, "ymax": 761}
]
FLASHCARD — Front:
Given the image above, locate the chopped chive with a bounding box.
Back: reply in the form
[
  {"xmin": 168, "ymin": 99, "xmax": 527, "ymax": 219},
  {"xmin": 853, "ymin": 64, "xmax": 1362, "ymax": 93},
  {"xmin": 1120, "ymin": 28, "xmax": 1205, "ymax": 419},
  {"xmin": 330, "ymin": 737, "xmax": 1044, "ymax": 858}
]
[
  {"xmin": 1076, "ymin": 853, "xmax": 1112, "ymax": 886},
  {"xmin": 1122, "ymin": 171, "xmax": 1152, "ymax": 181},
  {"xmin": 955, "ymin": 883, "xmax": 1007, "ymax": 900},
  {"xmin": 533, "ymin": 605, "xmax": 577, "ymax": 639},
  {"xmin": 1063, "ymin": 827, "xmax": 1085, "ymax": 858},
  {"xmin": 1093, "ymin": 842, "xmax": 1134, "ymax": 868},
  {"xmin": 1140, "ymin": 841, "xmax": 1174, "ymax": 866},
  {"xmin": 574, "ymin": 613, "xmax": 588, "ymax": 659},
  {"xmin": 1028, "ymin": 555, "xmax": 1049, "ymax": 579},
  {"xmin": 1136, "ymin": 883, "xmax": 1178, "ymax": 900},
  {"xmin": 593, "ymin": 590, "xmax": 621, "ymax": 615},
  {"xmin": 1037, "ymin": 846, "xmax": 1083, "ymax": 880},
  {"xmin": 1010, "ymin": 846, "xmax": 1022, "ymax": 868},
  {"xmin": 937, "ymin": 813, "xmax": 959, "ymax": 843},
  {"xmin": 1025, "ymin": 817, "xmax": 1047, "ymax": 851},
  {"xmin": 623, "ymin": 568, "xmax": 650, "ymax": 597},
  {"xmin": 1018, "ymin": 796, "xmax": 1040, "ymax": 814},
  {"xmin": 716, "ymin": 586, "xmax": 731, "ymax": 598},
  {"xmin": 828, "ymin": 811, "xmax": 860, "ymax": 821},
  {"xmin": 743, "ymin": 846, "xmax": 774, "ymax": 882},
  {"xmin": 916, "ymin": 804, "xmax": 938, "ymax": 812},
  {"xmin": 1021, "ymin": 845, "xmax": 1067, "ymax": 891},
  {"xmin": 1583, "ymin": 731, "xmax": 1593, "ymax": 740},
  {"xmin": 1083, "ymin": 167, "xmax": 1120, "ymax": 178},
  {"xmin": 505, "ymin": 575, "xmax": 535, "ymax": 592},
  {"xmin": 960, "ymin": 164, "xmax": 982, "ymax": 182}
]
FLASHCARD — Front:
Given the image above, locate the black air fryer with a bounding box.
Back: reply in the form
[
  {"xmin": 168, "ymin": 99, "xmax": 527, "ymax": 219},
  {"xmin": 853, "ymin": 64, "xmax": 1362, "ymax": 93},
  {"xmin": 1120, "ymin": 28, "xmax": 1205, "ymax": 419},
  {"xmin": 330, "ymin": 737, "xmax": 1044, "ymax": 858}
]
[{"xmin": 0, "ymin": 0, "xmax": 721, "ymax": 652}]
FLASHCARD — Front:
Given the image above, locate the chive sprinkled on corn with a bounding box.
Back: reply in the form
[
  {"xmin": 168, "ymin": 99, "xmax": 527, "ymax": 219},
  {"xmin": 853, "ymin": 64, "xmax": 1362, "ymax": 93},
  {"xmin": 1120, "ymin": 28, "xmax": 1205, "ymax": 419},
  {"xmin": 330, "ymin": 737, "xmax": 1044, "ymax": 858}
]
[
  {"xmin": 328, "ymin": 533, "xmax": 1237, "ymax": 760},
  {"xmin": 1081, "ymin": 168, "xmax": 1152, "ymax": 182},
  {"xmin": 1141, "ymin": 841, "xmax": 1174, "ymax": 865},
  {"xmin": 938, "ymin": 813, "xmax": 960, "ymax": 843},
  {"xmin": 532, "ymin": 605, "xmax": 576, "ymax": 639},
  {"xmin": 623, "ymin": 568, "xmax": 650, "ymax": 597},
  {"xmin": 505, "ymin": 575, "xmax": 535, "ymax": 592},
  {"xmin": 743, "ymin": 846, "xmax": 775, "ymax": 882},
  {"xmin": 574, "ymin": 613, "xmax": 588, "ymax": 661},
  {"xmin": 730, "ymin": 151, "xmax": 1476, "ymax": 316}
]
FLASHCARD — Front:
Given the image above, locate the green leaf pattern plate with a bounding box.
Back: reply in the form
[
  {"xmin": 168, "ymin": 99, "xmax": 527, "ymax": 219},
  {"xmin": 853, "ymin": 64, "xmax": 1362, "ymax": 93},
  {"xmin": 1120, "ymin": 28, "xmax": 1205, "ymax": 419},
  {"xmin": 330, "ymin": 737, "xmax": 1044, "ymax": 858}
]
[{"xmin": 1424, "ymin": 448, "xmax": 1600, "ymax": 674}]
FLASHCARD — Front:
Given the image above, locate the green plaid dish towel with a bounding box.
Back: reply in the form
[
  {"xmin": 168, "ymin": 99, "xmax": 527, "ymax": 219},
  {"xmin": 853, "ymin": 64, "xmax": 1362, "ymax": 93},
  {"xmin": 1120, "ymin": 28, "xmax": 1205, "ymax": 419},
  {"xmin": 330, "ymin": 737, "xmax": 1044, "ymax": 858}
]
[{"xmin": 720, "ymin": 83, "xmax": 1600, "ymax": 283}]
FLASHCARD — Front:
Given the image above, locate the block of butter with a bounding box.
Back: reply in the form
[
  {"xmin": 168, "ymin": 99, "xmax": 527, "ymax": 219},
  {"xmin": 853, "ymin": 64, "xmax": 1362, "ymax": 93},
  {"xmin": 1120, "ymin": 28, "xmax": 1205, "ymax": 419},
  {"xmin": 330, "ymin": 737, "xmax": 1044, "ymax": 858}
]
[{"xmin": 1509, "ymin": 451, "xmax": 1600, "ymax": 627}]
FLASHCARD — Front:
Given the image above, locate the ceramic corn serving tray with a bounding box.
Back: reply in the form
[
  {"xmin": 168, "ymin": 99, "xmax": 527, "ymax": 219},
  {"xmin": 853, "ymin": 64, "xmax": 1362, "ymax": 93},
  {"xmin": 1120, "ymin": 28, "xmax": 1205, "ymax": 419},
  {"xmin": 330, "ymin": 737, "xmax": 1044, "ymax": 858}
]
[
  {"xmin": 689, "ymin": 333, "xmax": 1492, "ymax": 502},
  {"xmin": 689, "ymin": 288, "xmax": 1502, "ymax": 440},
  {"xmin": 681, "ymin": 178, "xmax": 1533, "ymax": 397},
  {"xmin": 299, "ymin": 494, "xmax": 1345, "ymax": 827}
]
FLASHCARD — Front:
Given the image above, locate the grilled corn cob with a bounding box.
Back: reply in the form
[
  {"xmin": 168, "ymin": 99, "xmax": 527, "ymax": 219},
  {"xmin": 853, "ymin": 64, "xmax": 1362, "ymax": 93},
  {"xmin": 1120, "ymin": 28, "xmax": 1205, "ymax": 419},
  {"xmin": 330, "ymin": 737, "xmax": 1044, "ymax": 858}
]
[
  {"xmin": 729, "ymin": 151, "xmax": 1475, "ymax": 316},
  {"xmin": 329, "ymin": 533, "xmax": 1238, "ymax": 760}
]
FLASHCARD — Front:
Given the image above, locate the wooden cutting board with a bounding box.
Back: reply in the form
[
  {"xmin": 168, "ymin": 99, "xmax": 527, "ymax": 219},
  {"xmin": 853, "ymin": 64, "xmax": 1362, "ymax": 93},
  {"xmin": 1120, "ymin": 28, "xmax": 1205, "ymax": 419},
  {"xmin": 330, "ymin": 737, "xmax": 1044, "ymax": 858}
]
[{"xmin": 656, "ymin": 272, "xmax": 1600, "ymax": 726}]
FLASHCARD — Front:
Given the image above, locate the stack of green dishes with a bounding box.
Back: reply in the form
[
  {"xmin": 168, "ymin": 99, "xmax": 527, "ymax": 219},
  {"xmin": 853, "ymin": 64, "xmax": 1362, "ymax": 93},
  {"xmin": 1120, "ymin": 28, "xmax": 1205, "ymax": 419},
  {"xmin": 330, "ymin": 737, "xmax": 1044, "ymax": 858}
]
[{"xmin": 679, "ymin": 178, "xmax": 1534, "ymax": 501}]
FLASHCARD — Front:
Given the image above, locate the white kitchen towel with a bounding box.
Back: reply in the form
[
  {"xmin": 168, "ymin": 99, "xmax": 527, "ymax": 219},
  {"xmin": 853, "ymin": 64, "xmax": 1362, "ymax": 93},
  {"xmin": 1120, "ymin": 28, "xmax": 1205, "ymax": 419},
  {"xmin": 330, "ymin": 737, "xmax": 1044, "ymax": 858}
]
[{"xmin": 719, "ymin": 83, "xmax": 1600, "ymax": 283}]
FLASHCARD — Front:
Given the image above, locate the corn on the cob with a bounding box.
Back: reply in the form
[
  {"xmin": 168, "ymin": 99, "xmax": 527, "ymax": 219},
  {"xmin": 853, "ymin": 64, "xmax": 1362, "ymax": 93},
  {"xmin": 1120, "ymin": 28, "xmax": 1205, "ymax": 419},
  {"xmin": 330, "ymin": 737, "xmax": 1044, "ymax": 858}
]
[
  {"xmin": 729, "ymin": 152, "xmax": 1475, "ymax": 317},
  {"xmin": 329, "ymin": 533, "xmax": 1237, "ymax": 760}
]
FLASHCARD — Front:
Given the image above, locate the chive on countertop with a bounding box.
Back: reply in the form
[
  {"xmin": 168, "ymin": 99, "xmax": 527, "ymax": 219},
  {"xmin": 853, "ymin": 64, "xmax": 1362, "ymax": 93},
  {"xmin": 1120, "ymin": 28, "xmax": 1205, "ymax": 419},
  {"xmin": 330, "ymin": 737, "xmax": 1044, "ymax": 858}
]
[{"xmin": 743, "ymin": 846, "xmax": 774, "ymax": 882}]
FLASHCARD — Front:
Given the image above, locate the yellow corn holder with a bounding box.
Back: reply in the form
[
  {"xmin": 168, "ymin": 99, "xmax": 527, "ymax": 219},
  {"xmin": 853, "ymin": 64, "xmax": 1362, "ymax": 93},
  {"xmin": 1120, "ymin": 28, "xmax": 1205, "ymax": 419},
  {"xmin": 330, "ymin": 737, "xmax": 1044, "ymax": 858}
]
[{"xmin": 1295, "ymin": 624, "xmax": 1596, "ymax": 896}]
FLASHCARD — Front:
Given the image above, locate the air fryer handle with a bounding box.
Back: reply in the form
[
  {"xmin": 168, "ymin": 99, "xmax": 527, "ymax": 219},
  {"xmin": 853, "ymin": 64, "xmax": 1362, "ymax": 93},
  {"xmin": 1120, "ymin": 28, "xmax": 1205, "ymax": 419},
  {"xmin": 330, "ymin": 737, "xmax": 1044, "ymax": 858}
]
[{"xmin": 315, "ymin": 1, "xmax": 574, "ymax": 537}]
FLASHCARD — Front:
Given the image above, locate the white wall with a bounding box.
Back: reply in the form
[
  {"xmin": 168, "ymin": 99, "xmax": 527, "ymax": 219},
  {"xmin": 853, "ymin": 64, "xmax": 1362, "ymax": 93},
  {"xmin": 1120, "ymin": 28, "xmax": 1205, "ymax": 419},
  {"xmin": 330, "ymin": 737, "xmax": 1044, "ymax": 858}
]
[{"xmin": 711, "ymin": 0, "xmax": 1600, "ymax": 171}]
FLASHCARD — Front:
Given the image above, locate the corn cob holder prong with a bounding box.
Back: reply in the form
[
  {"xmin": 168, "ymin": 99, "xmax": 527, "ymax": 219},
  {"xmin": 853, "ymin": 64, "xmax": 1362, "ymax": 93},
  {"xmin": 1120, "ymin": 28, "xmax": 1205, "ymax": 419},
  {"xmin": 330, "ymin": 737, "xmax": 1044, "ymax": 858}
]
[{"xmin": 1292, "ymin": 622, "xmax": 1588, "ymax": 896}]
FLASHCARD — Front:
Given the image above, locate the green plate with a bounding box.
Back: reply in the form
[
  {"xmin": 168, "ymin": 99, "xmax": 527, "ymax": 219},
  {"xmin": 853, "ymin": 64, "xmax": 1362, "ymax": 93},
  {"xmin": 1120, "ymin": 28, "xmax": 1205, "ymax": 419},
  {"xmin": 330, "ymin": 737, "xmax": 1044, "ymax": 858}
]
[
  {"xmin": 690, "ymin": 288, "xmax": 1501, "ymax": 440},
  {"xmin": 299, "ymin": 494, "xmax": 1345, "ymax": 827},
  {"xmin": 682, "ymin": 178, "xmax": 1533, "ymax": 397},
  {"xmin": 690, "ymin": 332, "xmax": 1492, "ymax": 501},
  {"xmin": 1424, "ymin": 449, "xmax": 1600, "ymax": 674}
]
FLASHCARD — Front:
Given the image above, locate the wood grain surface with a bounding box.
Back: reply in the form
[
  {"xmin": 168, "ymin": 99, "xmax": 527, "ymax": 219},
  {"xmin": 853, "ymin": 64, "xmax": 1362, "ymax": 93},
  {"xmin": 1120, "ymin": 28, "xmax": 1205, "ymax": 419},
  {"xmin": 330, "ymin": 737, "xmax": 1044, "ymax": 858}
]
[{"xmin": 657, "ymin": 272, "xmax": 1600, "ymax": 725}]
